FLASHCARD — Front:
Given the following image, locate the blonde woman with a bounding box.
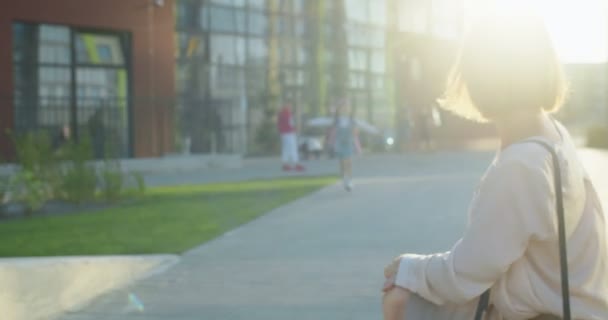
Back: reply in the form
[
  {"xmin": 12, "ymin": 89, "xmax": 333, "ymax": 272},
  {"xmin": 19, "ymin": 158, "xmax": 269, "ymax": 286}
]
[{"xmin": 382, "ymin": 7, "xmax": 608, "ymax": 320}]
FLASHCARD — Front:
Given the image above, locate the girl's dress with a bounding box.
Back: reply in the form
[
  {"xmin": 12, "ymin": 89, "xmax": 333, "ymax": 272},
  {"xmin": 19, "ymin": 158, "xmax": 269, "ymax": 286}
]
[{"xmin": 333, "ymin": 117, "xmax": 356, "ymax": 159}]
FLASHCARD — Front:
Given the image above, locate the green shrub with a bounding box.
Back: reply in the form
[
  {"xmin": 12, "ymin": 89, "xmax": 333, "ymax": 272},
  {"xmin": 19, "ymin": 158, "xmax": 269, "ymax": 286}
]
[
  {"xmin": 100, "ymin": 160, "xmax": 124, "ymax": 202},
  {"xmin": 8, "ymin": 131, "xmax": 59, "ymax": 211},
  {"xmin": 254, "ymin": 110, "xmax": 279, "ymax": 155},
  {"xmin": 587, "ymin": 126, "xmax": 608, "ymax": 149},
  {"xmin": 6, "ymin": 130, "xmax": 146, "ymax": 210},
  {"xmin": 59, "ymin": 136, "xmax": 97, "ymax": 203},
  {"xmin": 0, "ymin": 177, "xmax": 6, "ymax": 201},
  {"xmin": 11, "ymin": 131, "xmax": 52, "ymax": 171},
  {"xmin": 11, "ymin": 131, "xmax": 62, "ymax": 190},
  {"xmin": 61, "ymin": 165, "xmax": 97, "ymax": 203},
  {"xmin": 8, "ymin": 170, "xmax": 52, "ymax": 214},
  {"xmin": 132, "ymin": 171, "xmax": 146, "ymax": 197}
]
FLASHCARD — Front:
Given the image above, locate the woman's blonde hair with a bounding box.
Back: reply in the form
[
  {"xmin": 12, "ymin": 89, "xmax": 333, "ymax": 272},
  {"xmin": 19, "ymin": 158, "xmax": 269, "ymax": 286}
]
[{"xmin": 439, "ymin": 8, "xmax": 568, "ymax": 122}]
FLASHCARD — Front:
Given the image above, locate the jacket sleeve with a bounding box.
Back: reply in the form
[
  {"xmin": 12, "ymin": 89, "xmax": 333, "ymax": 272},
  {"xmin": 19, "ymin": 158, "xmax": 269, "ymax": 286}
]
[{"xmin": 394, "ymin": 157, "xmax": 554, "ymax": 305}]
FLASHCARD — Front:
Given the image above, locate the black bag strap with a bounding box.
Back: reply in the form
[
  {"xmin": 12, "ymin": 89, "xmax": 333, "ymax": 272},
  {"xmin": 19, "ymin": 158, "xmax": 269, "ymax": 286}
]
[
  {"xmin": 474, "ymin": 139, "xmax": 571, "ymax": 320},
  {"xmin": 474, "ymin": 289, "xmax": 491, "ymax": 320}
]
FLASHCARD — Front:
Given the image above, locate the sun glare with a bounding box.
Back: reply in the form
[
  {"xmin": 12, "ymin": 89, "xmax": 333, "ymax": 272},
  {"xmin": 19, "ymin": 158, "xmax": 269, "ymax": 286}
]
[{"xmin": 466, "ymin": 0, "xmax": 608, "ymax": 63}]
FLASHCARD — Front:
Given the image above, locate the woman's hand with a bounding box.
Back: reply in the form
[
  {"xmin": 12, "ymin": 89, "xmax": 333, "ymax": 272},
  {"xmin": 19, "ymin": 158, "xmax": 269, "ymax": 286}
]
[
  {"xmin": 384, "ymin": 255, "xmax": 402, "ymax": 279},
  {"xmin": 382, "ymin": 275, "xmax": 397, "ymax": 292},
  {"xmin": 382, "ymin": 255, "xmax": 403, "ymax": 292}
]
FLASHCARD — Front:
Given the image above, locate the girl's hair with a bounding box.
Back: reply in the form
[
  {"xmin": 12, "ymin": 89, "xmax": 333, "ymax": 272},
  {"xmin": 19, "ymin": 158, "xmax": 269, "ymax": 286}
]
[{"xmin": 439, "ymin": 7, "xmax": 567, "ymax": 122}]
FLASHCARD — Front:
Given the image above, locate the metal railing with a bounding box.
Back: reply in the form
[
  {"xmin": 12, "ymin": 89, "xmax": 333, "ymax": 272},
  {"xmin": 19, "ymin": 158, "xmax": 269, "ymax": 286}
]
[
  {"xmin": 6, "ymin": 95, "xmax": 249, "ymax": 158},
  {"xmin": 11, "ymin": 95, "xmax": 130, "ymax": 158}
]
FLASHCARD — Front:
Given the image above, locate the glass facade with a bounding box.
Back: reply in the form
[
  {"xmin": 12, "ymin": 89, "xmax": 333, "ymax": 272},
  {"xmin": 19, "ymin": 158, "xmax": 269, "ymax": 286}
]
[
  {"xmin": 174, "ymin": 0, "xmax": 397, "ymax": 154},
  {"xmin": 397, "ymin": 0, "xmax": 463, "ymax": 40},
  {"xmin": 12, "ymin": 22, "xmax": 131, "ymax": 158},
  {"xmin": 175, "ymin": 0, "xmax": 252, "ymax": 154}
]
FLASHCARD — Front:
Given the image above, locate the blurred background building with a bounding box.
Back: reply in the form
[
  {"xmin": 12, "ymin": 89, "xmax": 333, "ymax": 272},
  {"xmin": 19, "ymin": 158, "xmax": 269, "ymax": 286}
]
[
  {"xmin": 174, "ymin": 0, "xmax": 398, "ymax": 155},
  {"xmin": 1, "ymin": 0, "xmax": 606, "ymax": 159},
  {"xmin": 0, "ymin": 0, "xmax": 175, "ymax": 159}
]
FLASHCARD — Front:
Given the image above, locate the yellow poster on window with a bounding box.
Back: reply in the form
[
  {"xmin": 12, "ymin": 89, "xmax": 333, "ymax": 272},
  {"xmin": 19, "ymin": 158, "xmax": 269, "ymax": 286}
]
[{"xmin": 83, "ymin": 35, "xmax": 100, "ymax": 63}]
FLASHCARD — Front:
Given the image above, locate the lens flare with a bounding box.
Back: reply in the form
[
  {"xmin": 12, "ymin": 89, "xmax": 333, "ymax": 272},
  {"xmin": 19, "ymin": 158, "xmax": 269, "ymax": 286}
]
[
  {"xmin": 127, "ymin": 293, "xmax": 145, "ymax": 312},
  {"xmin": 465, "ymin": 0, "xmax": 607, "ymax": 63}
]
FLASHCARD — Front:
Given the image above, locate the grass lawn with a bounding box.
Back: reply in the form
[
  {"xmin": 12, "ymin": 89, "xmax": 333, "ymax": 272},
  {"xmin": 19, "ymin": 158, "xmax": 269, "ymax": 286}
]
[{"xmin": 0, "ymin": 176, "xmax": 334, "ymax": 257}]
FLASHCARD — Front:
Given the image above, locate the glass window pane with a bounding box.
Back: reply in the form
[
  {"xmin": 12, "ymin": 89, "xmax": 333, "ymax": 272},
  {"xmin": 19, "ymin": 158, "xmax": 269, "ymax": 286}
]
[
  {"xmin": 347, "ymin": 24, "xmax": 371, "ymax": 47},
  {"xmin": 12, "ymin": 24, "xmax": 25, "ymax": 62},
  {"xmin": 248, "ymin": 12, "xmax": 267, "ymax": 35},
  {"xmin": 398, "ymin": 0, "xmax": 429, "ymax": 34},
  {"xmin": 176, "ymin": 63, "xmax": 197, "ymax": 93},
  {"xmin": 369, "ymin": 0, "xmax": 387, "ymax": 25},
  {"xmin": 211, "ymin": 0, "xmax": 232, "ymax": 5},
  {"xmin": 369, "ymin": 28, "xmax": 385, "ymax": 47},
  {"xmin": 280, "ymin": 42, "xmax": 298, "ymax": 65},
  {"xmin": 39, "ymin": 67, "xmax": 71, "ymax": 96},
  {"xmin": 247, "ymin": 65, "xmax": 267, "ymax": 93},
  {"xmin": 235, "ymin": 11, "xmax": 246, "ymax": 32},
  {"xmin": 345, "ymin": 0, "xmax": 368, "ymax": 23},
  {"xmin": 39, "ymin": 24, "xmax": 70, "ymax": 43},
  {"xmin": 297, "ymin": 70, "xmax": 305, "ymax": 85},
  {"xmin": 277, "ymin": 0, "xmax": 292, "ymax": 13},
  {"xmin": 349, "ymin": 49, "xmax": 366, "ymax": 71},
  {"xmin": 278, "ymin": 16, "xmax": 289, "ymax": 35},
  {"xmin": 210, "ymin": 6, "xmax": 236, "ymax": 32},
  {"xmin": 176, "ymin": 33, "xmax": 187, "ymax": 58},
  {"xmin": 235, "ymin": 37, "xmax": 246, "ymax": 65},
  {"xmin": 12, "ymin": 23, "xmax": 26, "ymax": 52},
  {"xmin": 199, "ymin": 6, "xmax": 209, "ymax": 29},
  {"xmin": 248, "ymin": 0, "xmax": 265, "ymax": 10},
  {"xmin": 297, "ymin": 45, "xmax": 307, "ymax": 65},
  {"xmin": 323, "ymin": 0, "xmax": 334, "ymax": 14},
  {"xmin": 372, "ymin": 75, "xmax": 384, "ymax": 90},
  {"xmin": 12, "ymin": 23, "xmax": 37, "ymax": 63},
  {"xmin": 279, "ymin": 16, "xmax": 300, "ymax": 36},
  {"xmin": 208, "ymin": 7, "xmax": 245, "ymax": 32},
  {"xmin": 350, "ymin": 73, "xmax": 361, "ymax": 88},
  {"xmin": 370, "ymin": 50, "xmax": 385, "ymax": 72},
  {"xmin": 38, "ymin": 25, "xmax": 71, "ymax": 64},
  {"xmin": 177, "ymin": 1, "xmax": 198, "ymax": 29},
  {"xmin": 38, "ymin": 66, "xmax": 72, "ymax": 128},
  {"xmin": 248, "ymin": 38, "xmax": 267, "ymax": 63},
  {"xmin": 211, "ymin": 0, "xmax": 246, "ymax": 6},
  {"xmin": 211, "ymin": 65, "xmax": 245, "ymax": 96},
  {"xmin": 293, "ymin": 0, "xmax": 305, "ymax": 14},
  {"xmin": 325, "ymin": 51, "xmax": 334, "ymax": 66},
  {"xmin": 211, "ymin": 35, "xmax": 246, "ymax": 65},
  {"xmin": 295, "ymin": 19, "xmax": 306, "ymax": 37},
  {"xmin": 281, "ymin": 69, "xmax": 305, "ymax": 86}
]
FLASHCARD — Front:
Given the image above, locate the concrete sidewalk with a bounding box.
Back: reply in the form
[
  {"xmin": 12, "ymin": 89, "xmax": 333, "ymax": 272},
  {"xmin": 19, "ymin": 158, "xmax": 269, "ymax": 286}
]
[
  {"xmin": 143, "ymin": 156, "xmax": 338, "ymax": 187},
  {"xmin": 60, "ymin": 149, "xmax": 608, "ymax": 320},
  {"xmin": 1, "ymin": 255, "xmax": 177, "ymax": 320},
  {"xmin": 59, "ymin": 152, "xmax": 491, "ymax": 320},
  {"xmin": 143, "ymin": 151, "xmax": 493, "ymax": 187}
]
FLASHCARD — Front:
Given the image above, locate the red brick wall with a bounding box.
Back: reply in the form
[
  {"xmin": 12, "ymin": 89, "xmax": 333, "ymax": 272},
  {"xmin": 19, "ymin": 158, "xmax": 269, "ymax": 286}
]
[{"xmin": 0, "ymin": 0, "xmax": 175, "ymax": 158}]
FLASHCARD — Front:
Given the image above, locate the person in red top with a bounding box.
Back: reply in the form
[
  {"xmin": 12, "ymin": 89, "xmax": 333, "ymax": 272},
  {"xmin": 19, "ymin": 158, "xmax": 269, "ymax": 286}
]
[{"xmin": 277, "ymin": 103, "xmax": 305, "ymax": 171}]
